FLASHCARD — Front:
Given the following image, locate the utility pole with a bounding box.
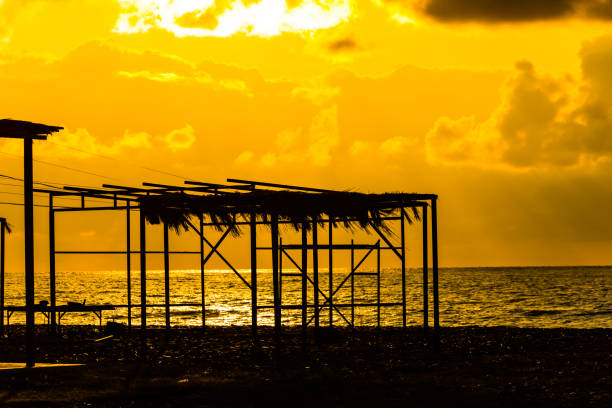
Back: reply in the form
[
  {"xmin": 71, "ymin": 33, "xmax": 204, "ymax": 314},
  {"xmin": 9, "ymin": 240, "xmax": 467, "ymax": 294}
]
[
  {"xmin": 0, "ymin": 119, "xmax": 62, "ymax": 367},
  {"xmin": 0, "ymin": 218, "xmax": 6, "ymax": 337}
]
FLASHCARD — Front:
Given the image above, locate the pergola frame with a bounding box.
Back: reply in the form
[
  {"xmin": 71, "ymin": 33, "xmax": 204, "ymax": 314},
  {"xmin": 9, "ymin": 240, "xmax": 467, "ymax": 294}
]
[{"xmin": 29, "ymin": 178, "xmax": 439, "ymax": 339}]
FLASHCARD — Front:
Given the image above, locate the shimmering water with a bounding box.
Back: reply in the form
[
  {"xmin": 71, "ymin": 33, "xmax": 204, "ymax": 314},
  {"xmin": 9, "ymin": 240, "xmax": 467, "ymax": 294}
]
[{"xmin": 2, "ymin": 266, "xmax": 611, "ymax": 328}]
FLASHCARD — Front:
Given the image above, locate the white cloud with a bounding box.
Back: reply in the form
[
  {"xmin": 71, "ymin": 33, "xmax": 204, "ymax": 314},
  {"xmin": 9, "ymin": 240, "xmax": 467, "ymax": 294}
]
[
  {"xmin": 234, "ymin": 150, "xmax": 254, "ymax": 165},
  {"xmin": 163, "ymin": 124, "xmax": 196, "ymax": 151}
]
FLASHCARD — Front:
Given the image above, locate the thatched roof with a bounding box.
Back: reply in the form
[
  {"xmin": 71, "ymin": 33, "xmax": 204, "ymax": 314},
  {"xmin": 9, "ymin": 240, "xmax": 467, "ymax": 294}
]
[
  {"xmin": 139, "ymin": 190, "xmax": 426, "ymax": 236},
  {"xmin": 0, "ymin": 217, "xmax": 11, "ymax": 234},
  {"xmin": 0, "ymin": 119, "xmax": 63, "ymax": 138}
]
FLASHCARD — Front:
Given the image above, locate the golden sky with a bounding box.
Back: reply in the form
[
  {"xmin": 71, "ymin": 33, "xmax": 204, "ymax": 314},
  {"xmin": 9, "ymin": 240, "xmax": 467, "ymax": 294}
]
[{"xmin": 2, "ymin": 0, "xmax": 612, "ymax": 271}]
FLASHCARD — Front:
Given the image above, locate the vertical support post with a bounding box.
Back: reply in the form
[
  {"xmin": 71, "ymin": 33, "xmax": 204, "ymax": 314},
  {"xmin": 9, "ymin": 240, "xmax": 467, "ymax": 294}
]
[
  {"xmin": 377, "ymin": 240, "xmax": 381, "ymax": 328},
  {"xmin": 24, "ymin": 136, "xmax": 35, "ymax": 367},
  {"xmin": 271, "ymin": 214, "xmax": 281, "ymax": 335},
  {"xmin": 301, "ymin": 222, "xmax": 308, "ymax": 330},
  {"xmin": 279, "ymin": 237, "xmax": 283, "ymax": 300},
  {"xmin": 350, "ymin": 239, "xmax": 354, "ymax": 327},
  {"xmin": 250, "ymin": 213, "xmax": 257, "ymax": 336},
  {"xmin": 422, "ymin": 205, "xmax": 429, "ymax": 336},
  {"xmin": 312, "ymin": 217, "xmax": 319, "ymax": 329},
  {"xmin": 401, "ymin": 209, "xmax": 407, "ymax": 329},
  {"xmin": 49, "ymin": 195, "xmax": 56, "ymax": 331},
  {"xmin": 199, "ymin": 214, "xmax": 205, "ymax": 330},
  {"xmin": 0, "ymin": 219, "xmax": 5, "ymax": 336},
  {"xmin": 126, "ymin": 202, "xmax": 132, "ymax": 330},
  {"xmin": 139, "ymin": 209, "xmax": 147, "ymax": 330},
  {"xmin": 432, "ymin": 199, "xmax": 440, "ymax": 344},
  {"xmin": 163, "ymin": 222, "xmax": 170, "ymax": 330},
  {"xmin": 328, "ymin": 217, "xmax": 333, "ymax": 326}
]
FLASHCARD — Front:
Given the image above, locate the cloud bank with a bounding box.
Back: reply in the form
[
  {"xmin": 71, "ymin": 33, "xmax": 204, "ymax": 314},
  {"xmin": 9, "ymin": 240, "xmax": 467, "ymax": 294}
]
[
  {"xmin": 426, "ymin": 35, "xmax": 612, "ymax": 169},
  {"xmin": 405, "ymin": 0, "xmax": 612, "ymax": 22}
]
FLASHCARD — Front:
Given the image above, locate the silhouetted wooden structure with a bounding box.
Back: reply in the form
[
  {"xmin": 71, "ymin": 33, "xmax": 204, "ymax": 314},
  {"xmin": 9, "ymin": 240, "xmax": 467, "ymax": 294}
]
[
  {"xmin": 0, "ymin": 217, "xmax": 8, "ymax": 336},
  {"xmin": 0, "ymin": 119, "xmax": 62, "ymax": 367},
  {"xmin": 28, "ymin": 179, "xmax": 440, "ymax": 340}
]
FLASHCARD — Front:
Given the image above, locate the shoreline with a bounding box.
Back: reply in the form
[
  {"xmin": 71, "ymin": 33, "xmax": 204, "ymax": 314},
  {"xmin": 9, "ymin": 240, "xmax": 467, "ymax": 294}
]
[{"xmin": 0, "ymin": 325, "xmax": 610, "ymax": 407}]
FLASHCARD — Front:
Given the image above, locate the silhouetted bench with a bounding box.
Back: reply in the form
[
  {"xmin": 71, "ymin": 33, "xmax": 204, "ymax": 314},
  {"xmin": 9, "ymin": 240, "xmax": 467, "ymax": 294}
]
[{"xmin": 3, "ymin": 304, "xmax": 115, "ymax": 327}]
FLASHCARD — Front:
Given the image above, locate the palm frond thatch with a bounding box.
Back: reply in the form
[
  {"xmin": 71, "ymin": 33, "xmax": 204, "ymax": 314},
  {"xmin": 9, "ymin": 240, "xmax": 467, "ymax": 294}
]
[{"xmin": 139, "ymin": 190, "xmax": 424, "ymax": 236}]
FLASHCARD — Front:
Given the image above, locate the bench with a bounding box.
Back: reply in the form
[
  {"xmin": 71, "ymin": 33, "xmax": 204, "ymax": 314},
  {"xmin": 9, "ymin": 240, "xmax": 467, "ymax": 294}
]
[{"xmin": 3, "ymin": 304, "xmax": 115, "ymax": 327}]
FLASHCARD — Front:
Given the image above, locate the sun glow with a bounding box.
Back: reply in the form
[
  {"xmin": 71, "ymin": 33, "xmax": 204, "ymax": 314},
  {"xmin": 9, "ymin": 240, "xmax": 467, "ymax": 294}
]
[{"xmin": 114, "ymin": 0, "xmax": 352, "ymax": 37}]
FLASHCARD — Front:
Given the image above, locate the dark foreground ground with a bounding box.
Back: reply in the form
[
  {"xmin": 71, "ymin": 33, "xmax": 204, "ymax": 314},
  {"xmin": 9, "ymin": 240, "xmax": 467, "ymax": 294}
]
[{"xmin": 0, "ymin": 325, "xmax": 610, "ymax": 407}]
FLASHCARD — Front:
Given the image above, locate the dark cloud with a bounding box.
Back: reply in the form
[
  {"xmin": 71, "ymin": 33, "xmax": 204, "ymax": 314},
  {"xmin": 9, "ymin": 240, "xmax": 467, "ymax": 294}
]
[
  {"xmin": 328, "ymin": 37, "xmax": 357, "ymax": 52},
  {"xmin": 406, "ymin": 0, "xmax": 612, "ymax": 23},
  {"xmin": 419, "ymin": 0, "xmax": 574, "ymax": 22},
  {"xmin": 583, "ymin": 0, "xmax": 612, "ymax": 19}
]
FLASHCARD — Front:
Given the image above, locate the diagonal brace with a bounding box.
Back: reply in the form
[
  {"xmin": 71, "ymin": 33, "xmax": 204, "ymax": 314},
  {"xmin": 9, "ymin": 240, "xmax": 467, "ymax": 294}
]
[{"xmin": 185, "ymin": 218, "xmax": 251, "ymax": 290}]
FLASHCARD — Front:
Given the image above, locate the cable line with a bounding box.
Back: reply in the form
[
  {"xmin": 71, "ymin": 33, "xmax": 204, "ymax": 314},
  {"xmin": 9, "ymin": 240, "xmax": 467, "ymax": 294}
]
[
  {"xmin": 0, "ymin": 151, "xmax": 116, "ymax": 181},
  {"xmin": 47, "ymin": 139, "xmax": 193, "ymax": 181}
]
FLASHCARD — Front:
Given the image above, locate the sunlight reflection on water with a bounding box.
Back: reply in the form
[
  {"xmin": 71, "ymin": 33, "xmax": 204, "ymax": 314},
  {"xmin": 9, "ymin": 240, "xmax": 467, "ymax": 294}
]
[{"xmin": 3, "ymin": 266, "xmax": 611, "ymax": 328}]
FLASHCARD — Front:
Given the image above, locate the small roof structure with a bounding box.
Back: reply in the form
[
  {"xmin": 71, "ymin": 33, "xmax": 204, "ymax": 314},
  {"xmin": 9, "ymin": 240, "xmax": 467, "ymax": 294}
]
[
  {"xmin": 139, "ymin": 189, "xmax": 431, "ymax": 236},
  {"xmin": 33, "ymin": 178, "xmax": 435, "ymax": 235},
  {"xmin": 0, "ymin": 119, "xmax": 63, "ymax": 139}
]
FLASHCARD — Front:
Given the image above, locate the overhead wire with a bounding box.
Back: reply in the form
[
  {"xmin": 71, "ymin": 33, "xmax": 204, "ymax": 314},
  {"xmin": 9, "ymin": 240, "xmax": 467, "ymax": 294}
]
[
  {"xmin": 46, "ymin": 139, "xmax": 194, "ymax": 181},
  {"xmin": 0, "ymin": 173, "xmax": 101, "ymax": 191},
  {"xmin": 2, "ymin": 134, "xmax": 198, "ymax": 192},
  {"xmin": 0, "ymin": 191, "xmax": 111, "ymax": 204},
  {"xmin": 0, "ymin": 201, "xmax": 59, "ymax": 208},
  {"xmin": 0, "ymin": 151, "xmax": 117, "ymax": 181}
]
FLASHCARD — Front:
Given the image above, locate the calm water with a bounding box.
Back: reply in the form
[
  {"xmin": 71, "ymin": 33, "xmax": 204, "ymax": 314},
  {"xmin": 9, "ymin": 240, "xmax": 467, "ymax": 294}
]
[{"xmin": 2, "ymin": 266, "xmax": 611, "ymax": 328}]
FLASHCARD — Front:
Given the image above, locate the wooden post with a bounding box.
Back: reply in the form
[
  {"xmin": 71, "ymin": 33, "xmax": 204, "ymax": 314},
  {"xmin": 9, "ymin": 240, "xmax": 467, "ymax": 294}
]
[
  {"xmin": 250, "ymin": 213, "xmax": 257, "ymax": 336},
  {"xmin": 49, "ymin": 195, "xmax": 56, "ymax": 331},
  {"xmin": 401, "ymin": 209, "xmax": 407, "ymax": 329},
  {"xmin": 0, "ymin": 121, "xmax": 59, "ymax": 367},
  {"xmin": 301, "ymin": 222, "xmax": 308, "ymax": 330},
  {"xmin": 279, "ymin": 237, "xmax": 283, "ymax": 300},
  {"xmin": 139, "ymin": 209, "xmax": 147, "ymax": 330},
  {"xmin": 0, "ymin": 219, "xmax": 5, "ymax": 336},
  {"xmin": 432, "ymin": 199, "xmax": 440, "ymax": 345},
  {"xmin": 163, "ymin": 222, "xmax": 170, "ymax": 329},
  {"xmin": 377, "ymin": 240, "xmax": 381, "ymax": 328},
  {"xmin": 312, "ymin": 217, "xmax": 319, "ymax": 329},
  {"xmin": 126, "ymin": 202, "xmax": 132, "ymax": 330},
  {"xmin": 422, "ymin": 205, "xmax": 429, "ymax": 336},
  {"xmin": 271, "ymin": 214, "xmax": 281, "ymax": 334},
  {"xmin": 24, "ymin": 136, "xmax": 35, "ymax": 367},
  {"xmin": 200, "ymin": 214, "xmax": 205, "ymax": 330},
  {"xmin": 350, "ymin": 239, "xmax": 354, "ymax": 327},
  {"xmin": 328, "ymin": 218, "xmax": 333, "ymax": 326}
]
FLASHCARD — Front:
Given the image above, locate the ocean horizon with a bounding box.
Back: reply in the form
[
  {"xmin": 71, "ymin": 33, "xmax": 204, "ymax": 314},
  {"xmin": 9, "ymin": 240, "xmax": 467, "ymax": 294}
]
[{"xmin": 3, "ymin": 266, "xmax": 611, "ymax": 329}]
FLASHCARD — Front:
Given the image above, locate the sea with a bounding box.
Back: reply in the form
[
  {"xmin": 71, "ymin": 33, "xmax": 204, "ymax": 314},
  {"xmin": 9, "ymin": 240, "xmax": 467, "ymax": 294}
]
[{"xmin": 2, "ymin": 266, "xmax": 611, "ymax": 329}]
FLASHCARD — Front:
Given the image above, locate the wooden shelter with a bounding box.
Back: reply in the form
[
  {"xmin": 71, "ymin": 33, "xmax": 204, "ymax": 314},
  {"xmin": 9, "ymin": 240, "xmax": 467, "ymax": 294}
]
[
  {"xmin": 0, "ymin": 119, "xmax": 62, "ymax": 366},
  {"xmin": 31, "ymin": 178, "xmax": 440, "ymax": 339}
]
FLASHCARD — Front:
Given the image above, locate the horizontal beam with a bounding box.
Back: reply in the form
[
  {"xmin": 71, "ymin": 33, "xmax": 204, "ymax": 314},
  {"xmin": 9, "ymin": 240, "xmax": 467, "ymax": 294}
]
[
  {"xmin": 279, "ymin": 244, "xmax": 387, "ymax": 250},
  {"xmin": 257, "ymin": 303, "xmax": 402, "ymax": 309},
  {"xmin": 55, "ymin": 250, "xmax": 200, "ymax": 255},
  {"xmin": 258, "ymin": 245, "xmax": 401, "ymax": 251},
  {"xmin": 184, "ymin": 180, "xmax": 253, "ymax": 191},
  {"xmin": 200, "ymin": 216, "xmax": 403, "ymax": 227},
  {"xmin": 53, "ymin": 205, "xmax": 136, "ymax": 212},
  {"xmin": 227, "ymin": 178, "xmax": 339, "ymax": 193}
]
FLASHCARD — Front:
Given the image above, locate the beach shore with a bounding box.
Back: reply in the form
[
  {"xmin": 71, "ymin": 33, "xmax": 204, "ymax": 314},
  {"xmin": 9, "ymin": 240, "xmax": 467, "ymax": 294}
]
[{"xmin": 0, "ymin": 325, "xmax": 609, "ymax": 407}]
